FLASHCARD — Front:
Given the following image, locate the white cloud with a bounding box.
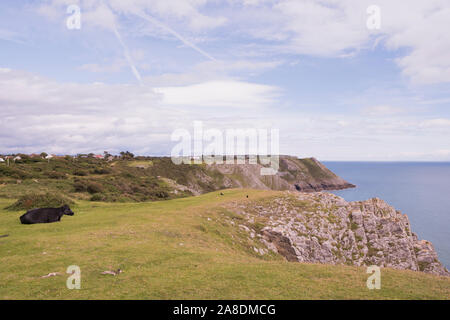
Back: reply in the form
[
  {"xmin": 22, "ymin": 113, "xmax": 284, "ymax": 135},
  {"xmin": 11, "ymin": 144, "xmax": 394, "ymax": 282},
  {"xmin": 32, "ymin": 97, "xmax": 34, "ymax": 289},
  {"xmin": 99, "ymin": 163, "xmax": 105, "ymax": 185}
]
[
  {"xmin": 80, "ymin": 62, "xmax": 125, "ymax": 73},
  {"xmin": 227, "ymin": 0, "xmax": 450, "ymax": 84},
  {"xmin": 379, "ymin": 1, "xmax": 450, "ymax": 84},
  {"xmin": 273, "ymin": 113, "xmax": 450, "ymax": 161},
  {"xmin": 0, "ymin": 68, "xmax": 163, "ymax": 154},
  {"xmin": 155, "ymin": 80, "xmax": 281, "ymax": 108},
  {"xmin": 420, "ymin": 118, "xmax": 450, "ymax": 128},
  {"xmin": 362, "ymin": 105, "xmax": 405, "ymax": 117},
  {"xmin": 142, "ymin": 59, "xmax": 283, "ymax": 86},
  {"xmin": 272, "ymin": 0, "xmax": 369, "ymax": 56},
  {"xmin": 1, "ymin": 68, "xmax": 449, "ymax": 160},
  {"xmin": 0, "ymin": 68, "xmax": 282, "ymax": 154}
]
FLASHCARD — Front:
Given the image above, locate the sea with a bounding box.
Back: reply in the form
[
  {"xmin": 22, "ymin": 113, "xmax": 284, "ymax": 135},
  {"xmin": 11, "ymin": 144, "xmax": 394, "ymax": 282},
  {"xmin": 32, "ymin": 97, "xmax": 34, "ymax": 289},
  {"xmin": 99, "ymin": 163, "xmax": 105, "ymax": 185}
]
[{"xmin": 323, "ymin": 161, "xmax": 450, "ymax": 269}]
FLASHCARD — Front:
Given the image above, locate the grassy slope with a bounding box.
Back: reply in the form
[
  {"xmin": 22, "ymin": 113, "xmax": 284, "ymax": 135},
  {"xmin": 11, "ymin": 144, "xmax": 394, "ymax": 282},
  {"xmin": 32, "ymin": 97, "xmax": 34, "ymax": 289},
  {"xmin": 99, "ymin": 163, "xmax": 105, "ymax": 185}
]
[
  {"xmin": 0, "ymin": 189, "xmax": 449, "ymax": 300},
  {"xmin": 0, "ymin": 156, "xmax": 352, "ymax": 204}
]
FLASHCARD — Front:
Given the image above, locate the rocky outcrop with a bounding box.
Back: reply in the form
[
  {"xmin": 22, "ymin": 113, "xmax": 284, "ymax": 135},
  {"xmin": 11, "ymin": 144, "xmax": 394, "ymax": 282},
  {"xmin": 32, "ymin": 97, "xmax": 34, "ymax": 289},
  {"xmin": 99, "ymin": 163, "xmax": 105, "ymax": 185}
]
[
  {"xmin": 226, "ymin": 192, "xmax": 449, "ymax": 276},
  {"xmin": 207, "ymin": 156, "xmax": 355, "ymax": 193}
]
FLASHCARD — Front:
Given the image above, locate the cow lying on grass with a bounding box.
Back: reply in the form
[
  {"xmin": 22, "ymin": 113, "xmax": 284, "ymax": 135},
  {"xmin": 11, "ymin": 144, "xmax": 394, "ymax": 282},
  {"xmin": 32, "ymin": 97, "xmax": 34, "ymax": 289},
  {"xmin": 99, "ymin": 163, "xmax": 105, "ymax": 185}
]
[{"xmin": 20, "ymin": 205, "xmax": 74, "ymax": 224}]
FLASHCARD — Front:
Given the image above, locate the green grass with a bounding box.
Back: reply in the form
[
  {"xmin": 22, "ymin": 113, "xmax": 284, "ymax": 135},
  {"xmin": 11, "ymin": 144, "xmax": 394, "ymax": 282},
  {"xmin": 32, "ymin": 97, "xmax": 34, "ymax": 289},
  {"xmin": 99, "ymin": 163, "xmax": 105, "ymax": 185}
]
[
  {"xmin": 298, "ymin": 158, "xmax": 336, "ymax": 180},
  {"xmin": 126, "ymin": 160, "xmax": 153, "ymax": 168},
  {"xmin": 0, "ymin": 189, "xmax": 449, "ymax": 300},
  {"xmin": 0, "ymin": 157, "xmax": 224, "ymax": 202}
]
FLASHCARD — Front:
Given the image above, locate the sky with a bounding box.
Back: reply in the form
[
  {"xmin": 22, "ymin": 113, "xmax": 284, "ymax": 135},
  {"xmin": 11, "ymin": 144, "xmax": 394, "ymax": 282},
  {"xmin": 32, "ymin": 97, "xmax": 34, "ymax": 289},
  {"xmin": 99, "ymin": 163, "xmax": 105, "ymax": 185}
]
[{"xmin": 0, "ymin": 0, "xmax": 450, "ymax": 161}]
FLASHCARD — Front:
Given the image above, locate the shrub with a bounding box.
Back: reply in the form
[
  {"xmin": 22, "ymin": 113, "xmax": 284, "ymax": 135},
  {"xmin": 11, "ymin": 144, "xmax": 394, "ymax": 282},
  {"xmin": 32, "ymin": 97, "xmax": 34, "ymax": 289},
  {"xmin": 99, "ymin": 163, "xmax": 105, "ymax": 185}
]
[
  {"xmin": 90, "ymin": 193, "xmax": 130, "ymax": 202},
  {"xmin": 5, "ymin": 193, "xmax": 74, "ymax": 211},
  {"xmin": 46, "ymin": 171, "xmax": 67, "ymax": 179},
  {"xmin": 91, "ymin": 168, "xmax": 112, "ymax": 175},
  {"xmin": 0, "ymin": 166, "xmax": 32, "ymax": 179},
  {"xmin": 150, "ymin": 190, "xmax": 169, "ymax": 199},
  {"xmin": 73, "ymin": 169, "xmax": 88, "ymax": 176},
  {"xmin": 73, "ymin": 180, "xmax": 104, "ymax": 194},
  {"xmin": 90, "ymin": 194, "xmax": 103, "ymax": 201},
  {"xmin": 87, "ymin": 181, "xmax": 103, "ymax": 194},
  {"xmin": 73, "ymin": 181, "xmax": 87, "ymax": 192}
]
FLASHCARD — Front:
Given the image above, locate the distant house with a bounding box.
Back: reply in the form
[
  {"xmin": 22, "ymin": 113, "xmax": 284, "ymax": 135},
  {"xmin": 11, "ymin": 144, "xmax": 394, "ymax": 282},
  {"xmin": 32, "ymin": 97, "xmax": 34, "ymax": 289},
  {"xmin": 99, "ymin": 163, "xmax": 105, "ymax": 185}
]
[
  {"xmin": 13, "ymin": 156, "xmax": 22, "ymax": 162},
  {"xmin": 0, "ymin": 158, "xmax": 4, "ymax": 163},
  {"xmin": 94, "ymin": 154, "xmax": 104, "ymax": 159},
  {"xmin": 45, "ymin": 154, "xmax": 53, "ymax": 160}
]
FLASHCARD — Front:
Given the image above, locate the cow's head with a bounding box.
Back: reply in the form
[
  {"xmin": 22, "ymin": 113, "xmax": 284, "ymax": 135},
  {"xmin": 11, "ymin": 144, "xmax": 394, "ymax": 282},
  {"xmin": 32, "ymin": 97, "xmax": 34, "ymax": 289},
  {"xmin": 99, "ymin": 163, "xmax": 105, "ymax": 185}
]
[{"xmin": 62, "ymin": 204, "xmax": 74, "ymax": 216}]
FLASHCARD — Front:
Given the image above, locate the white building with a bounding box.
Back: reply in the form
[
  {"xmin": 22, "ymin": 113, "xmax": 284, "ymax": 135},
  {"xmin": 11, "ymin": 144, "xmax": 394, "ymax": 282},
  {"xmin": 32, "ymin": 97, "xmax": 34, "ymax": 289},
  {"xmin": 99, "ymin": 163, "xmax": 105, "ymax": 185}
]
[{"xmin": 0, "ymin": 158, "xmax": 4, "ymax": 162}]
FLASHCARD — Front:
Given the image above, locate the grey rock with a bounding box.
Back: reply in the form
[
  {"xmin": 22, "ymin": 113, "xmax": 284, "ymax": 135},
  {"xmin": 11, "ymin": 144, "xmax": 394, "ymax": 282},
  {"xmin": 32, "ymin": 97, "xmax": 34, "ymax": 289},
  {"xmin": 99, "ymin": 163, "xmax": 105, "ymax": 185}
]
[{"xmin": 228, "ymin": 191, "xmax": 449, "ymax": 276}]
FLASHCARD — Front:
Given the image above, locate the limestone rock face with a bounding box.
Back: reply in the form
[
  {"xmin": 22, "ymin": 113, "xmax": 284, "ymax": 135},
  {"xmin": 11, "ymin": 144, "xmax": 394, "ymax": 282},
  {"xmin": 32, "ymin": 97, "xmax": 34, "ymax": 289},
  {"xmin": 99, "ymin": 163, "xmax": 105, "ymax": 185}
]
[
  {"xmin": 210, "ymin": 156, "xmax": 355, "ymax": 192},
  {"xmin": 227, "ymin": 192, "xmax": 449, "ymax": 276}
]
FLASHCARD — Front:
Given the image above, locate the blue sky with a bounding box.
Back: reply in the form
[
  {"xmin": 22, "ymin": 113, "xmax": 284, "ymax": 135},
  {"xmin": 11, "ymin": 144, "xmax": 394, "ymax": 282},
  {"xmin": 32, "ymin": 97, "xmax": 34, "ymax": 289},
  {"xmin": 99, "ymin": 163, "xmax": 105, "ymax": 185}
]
[{"xmin": 1, "ymin": 0, "xmax": 450, "ymax": 161}]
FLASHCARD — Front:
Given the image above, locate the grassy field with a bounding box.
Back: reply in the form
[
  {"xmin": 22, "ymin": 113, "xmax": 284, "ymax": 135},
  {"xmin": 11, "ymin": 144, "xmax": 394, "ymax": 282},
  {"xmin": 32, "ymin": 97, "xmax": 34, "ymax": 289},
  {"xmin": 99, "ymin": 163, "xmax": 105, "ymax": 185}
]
[{"xmin": 0, "ymin": 189, "xmax": 449, "ymax": 300}]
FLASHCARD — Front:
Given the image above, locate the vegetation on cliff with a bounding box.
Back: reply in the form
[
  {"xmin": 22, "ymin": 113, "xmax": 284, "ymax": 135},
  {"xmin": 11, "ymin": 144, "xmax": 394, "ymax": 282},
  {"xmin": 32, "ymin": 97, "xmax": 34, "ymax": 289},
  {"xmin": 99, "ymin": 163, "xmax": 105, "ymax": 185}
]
[{"xmin": 0, "ymin": 155, "xmax": 353, "ymax": 204}]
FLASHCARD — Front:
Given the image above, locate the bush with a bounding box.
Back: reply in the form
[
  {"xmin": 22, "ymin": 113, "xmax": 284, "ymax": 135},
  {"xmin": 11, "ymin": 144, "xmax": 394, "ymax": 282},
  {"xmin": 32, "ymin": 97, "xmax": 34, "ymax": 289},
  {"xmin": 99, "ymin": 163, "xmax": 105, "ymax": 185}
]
[
  {"xmin": 46, "ymin": 171, "xmax": 67, "ymax": 179},
  {"xmin": 90, "ymin": 194, "xmax": 103, "ymax": 201},
  {"xmin": 150, "ymin": 190, "xmax": 169, "ymax": 199},
  {"xmin": 73, "ymin": 169, "xmax": 88, "ymax": 176},
  {"xmin": 5, "ymin": 193, "xmax": 74, "ymax": 211},
  {"xmin": 90, "ymin": 193, "xmax": 130, "ymax": 202},
  {"xmin": 0, "ymin": 166, "xmax": 32, "ymax": 179},
  {"xmin": 73, "ymin": 181, "xmax": 87, "ymax": 192},
  {"xmin": 73, "ymin": 180, "xmax": 104, "ymax": 194},
  {"xmin": 91, "ymin": 168, "xmax": 112, "ymax": 175},
  {"xmin": 87, "ymin": 181, "xmax": 103, "ymax": 194}
]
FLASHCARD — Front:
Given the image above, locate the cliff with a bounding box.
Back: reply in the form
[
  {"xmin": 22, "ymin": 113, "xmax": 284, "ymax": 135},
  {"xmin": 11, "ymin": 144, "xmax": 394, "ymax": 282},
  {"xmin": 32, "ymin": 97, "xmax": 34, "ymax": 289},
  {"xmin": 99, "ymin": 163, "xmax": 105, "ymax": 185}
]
[
  {"xmin": 0, "ymin": 155, "xmax": 354, "ymax": 203},
  {"xmin": 171, "ymin": 156, "xmax": 355, "ymax": 195},
  {"xmin": 224, "ymin": 191, "xmax": 449, "ymax": 276}
]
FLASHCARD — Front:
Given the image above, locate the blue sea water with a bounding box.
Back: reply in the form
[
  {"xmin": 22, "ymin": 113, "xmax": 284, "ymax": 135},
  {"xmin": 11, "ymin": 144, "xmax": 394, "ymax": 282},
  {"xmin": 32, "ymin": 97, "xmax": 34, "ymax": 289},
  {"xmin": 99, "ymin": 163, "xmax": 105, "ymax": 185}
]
[{"xmin": 323, "ymin": 162, "xmax": 450, "ymax": 269}]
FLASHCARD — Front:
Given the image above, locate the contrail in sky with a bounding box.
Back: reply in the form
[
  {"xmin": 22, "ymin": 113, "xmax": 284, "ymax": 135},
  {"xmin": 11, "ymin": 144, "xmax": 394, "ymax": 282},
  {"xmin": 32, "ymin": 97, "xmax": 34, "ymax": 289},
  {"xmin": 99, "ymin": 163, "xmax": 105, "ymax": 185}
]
[
  {"xmin": 113, "ymin": 26, "xmax": 143, "ymax": 85},
  {"xmin": 101, "ymin": 0, "xmax": 143, "ymax": 84},
  {"xmin": 132, "ymin": 10, "xmax": 217, "ymax": 62}
]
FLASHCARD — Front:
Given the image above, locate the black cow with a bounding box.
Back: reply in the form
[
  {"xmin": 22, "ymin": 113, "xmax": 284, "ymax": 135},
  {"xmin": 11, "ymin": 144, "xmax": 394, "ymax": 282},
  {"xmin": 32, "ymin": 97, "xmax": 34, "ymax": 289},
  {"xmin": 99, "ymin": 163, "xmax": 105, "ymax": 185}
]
[{"xmin": 19, "ymin": 205, "xmax": 74, "ymax": 224}]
